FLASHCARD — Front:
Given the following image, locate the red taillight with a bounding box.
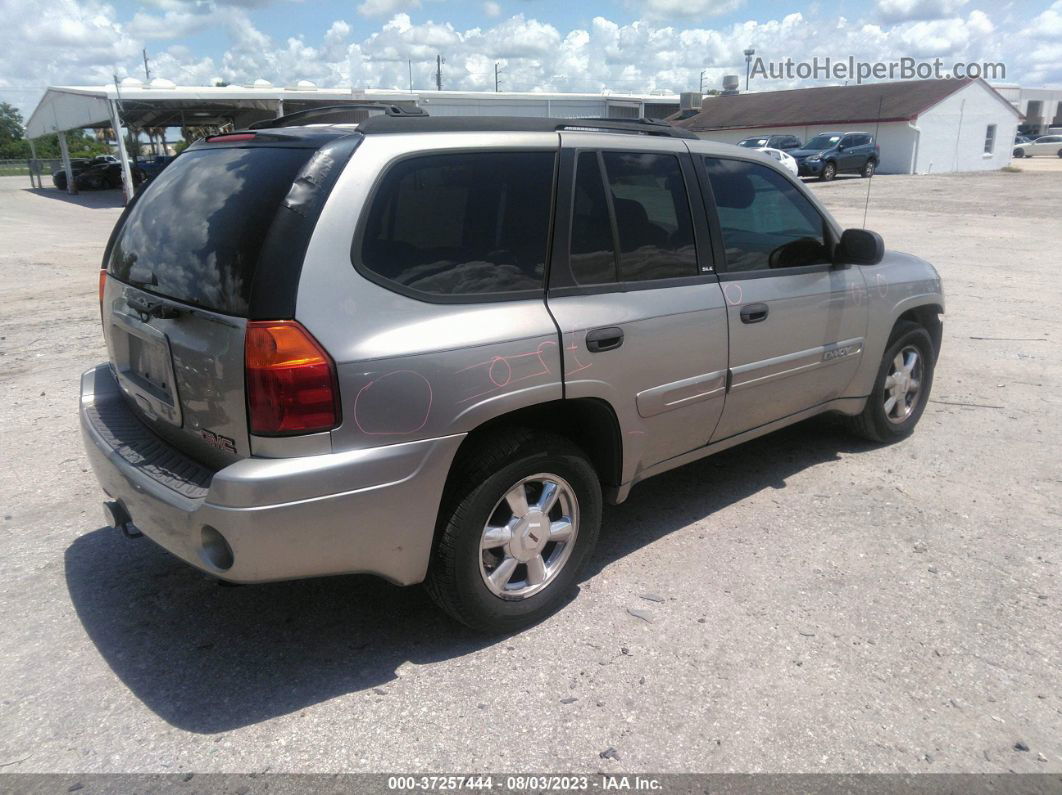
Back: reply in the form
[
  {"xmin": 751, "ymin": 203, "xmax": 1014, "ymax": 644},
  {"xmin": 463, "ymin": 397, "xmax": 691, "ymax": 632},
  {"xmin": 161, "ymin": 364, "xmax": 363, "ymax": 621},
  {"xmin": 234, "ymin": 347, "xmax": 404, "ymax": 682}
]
[
  {"xmin": 206, "ymin": 133, "xmax": 256, "ymax": 143},
  {"xmin": 98, "ymin": 270, "xmax": 107, "ymax": 305},
  {"xmin": 245, "ymin": 321, "xmax": 339, "ymax": 435}
]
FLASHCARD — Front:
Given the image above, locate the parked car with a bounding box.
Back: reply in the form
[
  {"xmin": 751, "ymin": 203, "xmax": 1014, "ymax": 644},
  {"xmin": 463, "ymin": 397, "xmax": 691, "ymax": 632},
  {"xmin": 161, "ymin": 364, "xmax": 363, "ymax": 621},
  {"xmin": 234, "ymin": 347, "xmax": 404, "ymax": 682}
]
[
  {"xmin": 756, "ymin": 146, "xmax": 799, "ymax": 176},
  {"xmin": 136, "ymin": 154, "xmax": 176, "ymax": 182},
  {"xmin": 790, "ymin": 131, "xmax": 879, "ymax": 180},
  {"xmin": 1014, "ymin": 134, "xmax": 1062, "ymax": 158},
  {"xmin": 53, "ymin": 157, "xmax": 144, "ymax": 191},
  {"xmin": 737, "ymin": 134, "xmax": 802, "ymax": 151},
  {"xmin": 81, "ymin": 114, "xmax": 943, "ymax": 632}
]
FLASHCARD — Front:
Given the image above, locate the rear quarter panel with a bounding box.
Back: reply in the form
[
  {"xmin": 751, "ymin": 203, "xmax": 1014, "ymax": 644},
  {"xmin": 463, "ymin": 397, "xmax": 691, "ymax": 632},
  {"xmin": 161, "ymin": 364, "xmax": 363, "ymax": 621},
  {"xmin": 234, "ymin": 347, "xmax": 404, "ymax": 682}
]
[{"xmin": 294, "ymin": 131, "xmax": 565, "ymax": 454}]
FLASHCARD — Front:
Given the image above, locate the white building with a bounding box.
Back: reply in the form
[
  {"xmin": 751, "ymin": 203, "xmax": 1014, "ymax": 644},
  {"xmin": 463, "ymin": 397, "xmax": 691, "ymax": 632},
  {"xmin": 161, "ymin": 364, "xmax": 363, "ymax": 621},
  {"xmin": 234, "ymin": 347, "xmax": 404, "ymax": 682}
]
[
  {"xmin": 992, "ymin": 83, "xmax": 1062, "ymax": 136},
  {"xmin": 673, "ymin": 78, "xmax": 1022, "ymax": 175}
]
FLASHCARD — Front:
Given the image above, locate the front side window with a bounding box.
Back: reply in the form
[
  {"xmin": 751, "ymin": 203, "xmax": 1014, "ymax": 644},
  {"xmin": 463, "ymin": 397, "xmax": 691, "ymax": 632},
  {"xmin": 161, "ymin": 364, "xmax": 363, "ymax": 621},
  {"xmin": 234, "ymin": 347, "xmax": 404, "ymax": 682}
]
[
  {"xmin": 359, "ymin": 151, "xmax": 554, "ymax": 298},
  {"xmin": 704, "ymin": 157, "xmax": 830, "ymax": 273}
]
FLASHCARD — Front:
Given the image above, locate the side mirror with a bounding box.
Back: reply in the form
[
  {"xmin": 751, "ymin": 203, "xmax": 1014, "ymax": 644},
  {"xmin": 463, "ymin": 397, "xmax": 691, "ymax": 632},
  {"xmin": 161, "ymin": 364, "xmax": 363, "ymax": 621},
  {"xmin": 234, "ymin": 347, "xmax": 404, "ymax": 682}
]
[
  {"xmin": 836, "ymin": 228, "xmax": 884, "ymax": 265},
  {"xmin": 836, "ymin": 143, "xmax": 845, "ymax": 151}
]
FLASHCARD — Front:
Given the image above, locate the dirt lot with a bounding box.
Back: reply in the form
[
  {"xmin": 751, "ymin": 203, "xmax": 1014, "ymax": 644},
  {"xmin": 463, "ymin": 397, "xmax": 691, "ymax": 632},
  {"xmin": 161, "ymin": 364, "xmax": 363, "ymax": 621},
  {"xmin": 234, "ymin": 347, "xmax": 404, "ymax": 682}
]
[{"xmin": 0, "ymin": 167, "xmax": 1058, "ymax": 774}]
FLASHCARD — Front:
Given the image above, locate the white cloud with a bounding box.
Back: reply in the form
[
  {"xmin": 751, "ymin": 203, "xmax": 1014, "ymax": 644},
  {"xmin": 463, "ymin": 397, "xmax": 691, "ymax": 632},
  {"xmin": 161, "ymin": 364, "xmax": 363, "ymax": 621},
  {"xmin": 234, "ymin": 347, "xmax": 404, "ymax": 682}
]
[
  {"xmin": 358, "ymin": 0, "xmax": 421, "ymax": 18},
  {"xmin": 0, "ymin": 0, "xmax": 1041, "ymax": 123},
  {"xmin": 875, "ymin": 0, "xmax": 968, "ymax": 24},
  {"xmin": 1024, "ymin": 0, "xmax": 1062, "ymax": 38},
  {"xmin": 484, "ymin": 1, "xmax": 501, "ymax": 18},
  {"xmin": 637, "ymin": 0, "xmax": 744, "ymax": 20}
]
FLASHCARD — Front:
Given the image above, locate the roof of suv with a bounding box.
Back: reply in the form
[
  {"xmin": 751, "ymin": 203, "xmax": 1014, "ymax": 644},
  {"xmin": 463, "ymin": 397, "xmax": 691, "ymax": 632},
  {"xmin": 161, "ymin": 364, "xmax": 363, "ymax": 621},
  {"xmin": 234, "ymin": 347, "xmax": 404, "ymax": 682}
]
[{"xmin": 244, "ymin": 105, "xmax": 698, "ymax": 140}]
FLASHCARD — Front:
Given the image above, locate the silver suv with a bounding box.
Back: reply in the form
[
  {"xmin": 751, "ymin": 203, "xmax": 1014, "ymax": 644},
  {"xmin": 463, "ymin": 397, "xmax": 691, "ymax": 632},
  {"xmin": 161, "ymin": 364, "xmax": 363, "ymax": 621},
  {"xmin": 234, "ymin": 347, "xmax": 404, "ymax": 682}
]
[{"xmin": 81, "ymin": 110, "xmax": 944, "ymax": 632}]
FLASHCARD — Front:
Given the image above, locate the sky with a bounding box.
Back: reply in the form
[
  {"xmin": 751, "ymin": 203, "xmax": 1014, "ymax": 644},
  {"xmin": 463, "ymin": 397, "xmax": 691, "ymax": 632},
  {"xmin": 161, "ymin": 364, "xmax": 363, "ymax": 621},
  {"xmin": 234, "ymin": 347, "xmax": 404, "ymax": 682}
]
[{"xmin": 1, "ymin": 0, "xmax": 1060, "ymax": 119}]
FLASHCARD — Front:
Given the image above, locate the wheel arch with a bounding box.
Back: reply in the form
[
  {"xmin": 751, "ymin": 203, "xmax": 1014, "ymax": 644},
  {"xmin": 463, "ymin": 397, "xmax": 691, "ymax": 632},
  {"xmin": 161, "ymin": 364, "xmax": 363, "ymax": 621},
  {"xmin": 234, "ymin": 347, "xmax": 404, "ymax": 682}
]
[
  {"xmin": 895, "ymin": 303, "xmax": 943, "ymax": 359},
  {"xmin": 445, "ymin": 397, "xmax": 623, "ymax": 493}
]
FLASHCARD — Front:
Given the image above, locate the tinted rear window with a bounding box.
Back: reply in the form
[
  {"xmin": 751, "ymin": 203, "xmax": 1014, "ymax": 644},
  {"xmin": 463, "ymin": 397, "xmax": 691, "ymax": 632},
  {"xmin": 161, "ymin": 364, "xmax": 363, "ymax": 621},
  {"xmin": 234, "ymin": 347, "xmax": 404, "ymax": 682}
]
[
  {"xmin": 108, "ymin": 146, "xmax": 314, "ymax": 315},
  {"xmin": 359, "ymin": 151, "xmax": 555, "ymax": 299}
]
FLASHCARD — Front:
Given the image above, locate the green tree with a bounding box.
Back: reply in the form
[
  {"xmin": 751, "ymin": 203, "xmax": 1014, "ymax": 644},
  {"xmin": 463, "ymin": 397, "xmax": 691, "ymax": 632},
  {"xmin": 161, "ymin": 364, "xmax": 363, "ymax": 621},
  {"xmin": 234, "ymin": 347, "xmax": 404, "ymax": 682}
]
[{"xmin": 0, "ymin": 101, "xmax": 24, "ymax": 145}]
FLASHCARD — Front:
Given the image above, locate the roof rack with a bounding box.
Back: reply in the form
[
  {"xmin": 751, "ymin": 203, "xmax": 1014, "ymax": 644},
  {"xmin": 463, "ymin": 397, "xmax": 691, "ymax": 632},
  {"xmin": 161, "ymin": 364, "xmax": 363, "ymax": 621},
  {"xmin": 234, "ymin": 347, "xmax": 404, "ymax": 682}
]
[
  {"xmin": 354, "ymin": 115, "xmax": 697, "ymax": 139},
  {"xmin": 249, "ymin": 103, "xmax": 427, "ymax": 129}
]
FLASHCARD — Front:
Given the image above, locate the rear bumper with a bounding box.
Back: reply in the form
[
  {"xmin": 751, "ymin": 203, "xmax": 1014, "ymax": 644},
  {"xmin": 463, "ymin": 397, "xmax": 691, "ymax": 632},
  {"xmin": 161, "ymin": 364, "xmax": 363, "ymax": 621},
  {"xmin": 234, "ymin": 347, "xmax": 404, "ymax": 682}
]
[{"xmin": 80, "ymin": 364, "xmax": 464, "ymax": 585}]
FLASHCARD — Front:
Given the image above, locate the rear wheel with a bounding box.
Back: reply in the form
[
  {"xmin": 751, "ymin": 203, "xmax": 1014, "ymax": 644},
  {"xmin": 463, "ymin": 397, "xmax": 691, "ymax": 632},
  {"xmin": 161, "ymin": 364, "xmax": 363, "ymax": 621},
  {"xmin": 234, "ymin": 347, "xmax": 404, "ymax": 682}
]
[
  {"xmin": 425, "ymin": 429, "xmax": 601, "ymax": 633},
  {"xmin": 861, "ymin": 159, "xmax": 876, "ymax": 178},
  {"xmin": 846, "ymin": 322, "xmax": 935, "ymax": 443},
  {"xmin": 820, "ymin": 162, "xmax": 837, "ymax": 181}
]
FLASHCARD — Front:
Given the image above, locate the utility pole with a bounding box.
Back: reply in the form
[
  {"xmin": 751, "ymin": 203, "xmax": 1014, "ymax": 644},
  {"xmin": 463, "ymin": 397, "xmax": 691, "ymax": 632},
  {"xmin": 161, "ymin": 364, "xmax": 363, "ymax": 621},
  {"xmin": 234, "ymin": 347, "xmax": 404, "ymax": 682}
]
[
  {"xmin": 408, "ymin": 60, "xmax": 413, "ymax": 92},
  {"xmin": 495, "ymin": 62, "xmax": 502, "ymax": 92},
  {"xmin": 436, "ymin": 54, "xmax": 443, "ymax": 91},
  {"xmin": 142, "ymin": 49, "xmax": 152, "ymax": 82},
  {"xmin": 743, "ymin": 47, "xmax": 755, "ymax": 92},
  {"xmin": 699, "ymin": 69, "xmax": 706, "ymax": 94}
]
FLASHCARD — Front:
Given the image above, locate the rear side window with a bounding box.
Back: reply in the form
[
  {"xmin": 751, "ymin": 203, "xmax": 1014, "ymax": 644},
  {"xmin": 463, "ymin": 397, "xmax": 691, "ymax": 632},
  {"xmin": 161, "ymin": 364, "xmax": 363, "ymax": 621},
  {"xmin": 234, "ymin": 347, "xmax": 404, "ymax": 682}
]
[
  {"xmin": 359, "ymin": 152, "xmax": 555, "ymax": 298},
  {"xmin": 705, "ymin": 157, "xmax": 829, "ymax": 273},
  {"xmin": 603, "ymin": 152, "xmax": 697, "ymax": 282},
  {"xmin": 108, "ymin": 146, "xmax": 315, "ymax": 316},
  {"xmin": 567, "ymin": 151, "xmax": 697, "ymax": 286}
]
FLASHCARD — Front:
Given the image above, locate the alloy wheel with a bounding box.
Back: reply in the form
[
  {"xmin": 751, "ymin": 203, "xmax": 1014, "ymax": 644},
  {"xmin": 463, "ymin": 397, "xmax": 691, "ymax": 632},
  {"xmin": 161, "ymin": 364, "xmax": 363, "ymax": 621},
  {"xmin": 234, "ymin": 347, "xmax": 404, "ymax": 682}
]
[
  {"xmin": 883, "ymin": 345, "xmax": 923, "ymax": 424},
  {"xmin": 479, "ymin": 473, "xmax": 579, "ymax": 600}
]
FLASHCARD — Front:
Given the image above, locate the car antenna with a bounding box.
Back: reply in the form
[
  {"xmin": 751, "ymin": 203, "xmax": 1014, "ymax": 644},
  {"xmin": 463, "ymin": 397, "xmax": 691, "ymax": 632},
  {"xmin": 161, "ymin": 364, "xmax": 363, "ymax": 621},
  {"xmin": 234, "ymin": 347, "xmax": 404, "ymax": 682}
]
[{"xmin": 862, "ymin": 95, "xmax": 884, "ymax": 229}]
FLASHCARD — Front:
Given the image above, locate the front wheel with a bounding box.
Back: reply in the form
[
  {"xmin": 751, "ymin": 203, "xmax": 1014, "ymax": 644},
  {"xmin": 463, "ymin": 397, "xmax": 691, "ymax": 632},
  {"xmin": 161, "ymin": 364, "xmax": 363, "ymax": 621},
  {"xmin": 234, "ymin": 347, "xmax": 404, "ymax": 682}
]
[
  {"xmin": 425, "ymin": 429, "xmax": 601, "ymax": 633},
  {"xmin": 846, "ymin": 322, "xmax": 935, "ymax": 443},
  {"xmin": 819, "ymin": 162, "xmax": 837, "ymax": 181}
]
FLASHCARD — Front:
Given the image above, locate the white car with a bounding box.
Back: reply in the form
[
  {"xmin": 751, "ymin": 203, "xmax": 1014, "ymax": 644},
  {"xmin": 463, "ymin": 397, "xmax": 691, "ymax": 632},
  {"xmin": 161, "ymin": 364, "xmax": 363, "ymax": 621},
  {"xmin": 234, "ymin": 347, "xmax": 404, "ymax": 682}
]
[
  {"xmin": 1014, "ymin": 134, "xmax": 1062, "ymax": 158},
  {"xmin": 757, "ymin": 147, "xmax": 799, "ymax": 176}
]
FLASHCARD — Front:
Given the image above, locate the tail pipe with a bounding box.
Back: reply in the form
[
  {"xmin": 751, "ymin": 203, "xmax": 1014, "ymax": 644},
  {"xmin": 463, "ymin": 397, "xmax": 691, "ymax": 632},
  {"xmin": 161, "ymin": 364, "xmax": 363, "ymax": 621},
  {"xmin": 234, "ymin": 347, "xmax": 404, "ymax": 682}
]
[{"xmin": 103, "ymin": 499, "xmax": 143, "ymax": 539}]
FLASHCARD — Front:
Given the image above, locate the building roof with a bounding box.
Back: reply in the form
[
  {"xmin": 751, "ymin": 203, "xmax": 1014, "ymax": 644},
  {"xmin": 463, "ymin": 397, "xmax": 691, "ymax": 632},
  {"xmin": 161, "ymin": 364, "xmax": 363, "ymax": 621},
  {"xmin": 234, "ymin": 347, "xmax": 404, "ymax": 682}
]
[
  {"xmin": 25, "ymin": 83, "xmax": 680, "ymax": 139},
  {"xmin": 673, "ymin": 78, "xmax": 1021, "ymax": 133}
]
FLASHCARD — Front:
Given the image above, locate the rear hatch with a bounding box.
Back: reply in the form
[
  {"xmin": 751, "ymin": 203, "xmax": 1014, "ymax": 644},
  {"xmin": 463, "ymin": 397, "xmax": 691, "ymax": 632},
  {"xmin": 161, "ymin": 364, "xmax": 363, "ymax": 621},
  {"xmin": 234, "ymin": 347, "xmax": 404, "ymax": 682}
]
[{"xmin": 102, "ymin": 130, "xmax": 359, "ymax": 467}]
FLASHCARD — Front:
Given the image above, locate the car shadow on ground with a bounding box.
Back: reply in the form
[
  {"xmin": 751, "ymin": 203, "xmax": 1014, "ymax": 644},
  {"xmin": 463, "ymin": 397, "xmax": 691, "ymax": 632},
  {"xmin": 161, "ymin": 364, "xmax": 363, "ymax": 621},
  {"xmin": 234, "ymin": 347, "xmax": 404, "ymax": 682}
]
[
  {"xmin": 25, "ymin": 187, "xmax": 126, "ymax": 209},
  {"xmin": 64, "ymin": 416, "xmax": 876, "ymax": 734}
]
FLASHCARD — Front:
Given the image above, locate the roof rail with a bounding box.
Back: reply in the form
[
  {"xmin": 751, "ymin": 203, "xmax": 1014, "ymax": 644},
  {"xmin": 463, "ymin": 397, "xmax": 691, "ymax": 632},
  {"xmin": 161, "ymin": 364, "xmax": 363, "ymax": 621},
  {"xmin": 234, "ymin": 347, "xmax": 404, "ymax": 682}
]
[
  {"xmin": 354, "ymin": 115, "xmax": 697, "ymax": 139},
  {"xmin": 249, "ymin": 103, "xmax": 427, "ymax": 129}
]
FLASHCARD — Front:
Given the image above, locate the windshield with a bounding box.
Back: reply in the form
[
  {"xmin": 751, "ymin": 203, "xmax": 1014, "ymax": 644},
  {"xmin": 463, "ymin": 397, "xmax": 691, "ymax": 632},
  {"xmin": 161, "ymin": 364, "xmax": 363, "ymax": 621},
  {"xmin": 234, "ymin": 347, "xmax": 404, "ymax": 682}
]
[
  {"xmin": 108, "ymin": 146, "xmax": 314, "ymax": 316},
  {"xmin": 803, "ymin": 134, "xmax": 841, "ymax": 150},
  {"xmin": 738, "ymin": 138, "xmax": 769, "ymax": 148}
]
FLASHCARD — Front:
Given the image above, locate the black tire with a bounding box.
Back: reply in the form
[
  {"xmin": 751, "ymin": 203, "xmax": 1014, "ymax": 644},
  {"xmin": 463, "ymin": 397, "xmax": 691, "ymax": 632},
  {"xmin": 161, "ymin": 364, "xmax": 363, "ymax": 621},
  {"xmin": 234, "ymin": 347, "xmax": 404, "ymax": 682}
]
[
  {"xmin": 1014, "ymin": 148, "xmax": 1024, "ymax": 158},
  {"xmin": 425, "ymin": 428, "xmax": 602, "ymax": 633},
  {"xmin": 861, "ymin": 159, "xmax": 876, "ymax": 178},
  {"xmin": 819, "ymin": 162, "xmax": 837, "ymax": 181},
  {"xmin": 846, "ymin": 321, "xmax": 935, "ymax": 443},
  {"xmin": 1057, "ymin": 149, "xmax": 1062, "ymax": 158}
]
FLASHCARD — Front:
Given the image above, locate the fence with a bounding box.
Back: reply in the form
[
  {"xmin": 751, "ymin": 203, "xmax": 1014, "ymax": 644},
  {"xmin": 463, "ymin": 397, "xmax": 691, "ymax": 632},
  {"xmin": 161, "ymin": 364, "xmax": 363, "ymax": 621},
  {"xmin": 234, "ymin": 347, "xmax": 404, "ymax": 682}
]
[{"xmin": 0, "ymin": 159, "xmax": 62, "ymax": 184}]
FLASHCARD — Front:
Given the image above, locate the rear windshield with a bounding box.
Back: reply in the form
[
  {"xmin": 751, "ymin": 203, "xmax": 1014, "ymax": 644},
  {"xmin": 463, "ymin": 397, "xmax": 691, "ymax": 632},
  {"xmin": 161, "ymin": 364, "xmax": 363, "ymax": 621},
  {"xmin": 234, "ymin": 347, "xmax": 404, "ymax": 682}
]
[{"xmin": 108, "ymin": 146, "xmax": 315, "ymax": 315}]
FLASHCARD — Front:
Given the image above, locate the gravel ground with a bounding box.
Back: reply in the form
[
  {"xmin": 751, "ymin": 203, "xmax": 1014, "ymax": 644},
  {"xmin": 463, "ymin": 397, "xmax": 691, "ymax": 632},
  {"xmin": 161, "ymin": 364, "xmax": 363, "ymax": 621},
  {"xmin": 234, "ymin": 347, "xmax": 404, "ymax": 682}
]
[{"xmin": 0, "ymin": 168, "xmax": 1059, "ymax": 775}]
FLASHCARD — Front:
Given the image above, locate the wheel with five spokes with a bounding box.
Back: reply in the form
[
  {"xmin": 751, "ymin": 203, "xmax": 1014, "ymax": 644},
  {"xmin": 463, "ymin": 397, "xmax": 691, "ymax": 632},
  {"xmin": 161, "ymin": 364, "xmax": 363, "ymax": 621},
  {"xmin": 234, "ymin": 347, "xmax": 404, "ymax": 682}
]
[
  {"xmin": 426, "ymin": 429, "xmax": 601, "ymax": 633},
  {"xmin": 847, "ymin": 321, "xmax": 935, "ymax": 442}
]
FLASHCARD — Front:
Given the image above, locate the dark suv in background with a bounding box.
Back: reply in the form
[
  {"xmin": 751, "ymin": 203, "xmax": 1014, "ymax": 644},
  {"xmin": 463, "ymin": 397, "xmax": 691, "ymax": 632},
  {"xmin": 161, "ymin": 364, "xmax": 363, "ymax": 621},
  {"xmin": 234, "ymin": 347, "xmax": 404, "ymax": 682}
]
[
  {"xmin": 736, "ymin": 134, "xmax": 802, "ymax": 150},
  {"xmin": 791, "ymin": 132, "xmax": 879, "ymax": 180}
]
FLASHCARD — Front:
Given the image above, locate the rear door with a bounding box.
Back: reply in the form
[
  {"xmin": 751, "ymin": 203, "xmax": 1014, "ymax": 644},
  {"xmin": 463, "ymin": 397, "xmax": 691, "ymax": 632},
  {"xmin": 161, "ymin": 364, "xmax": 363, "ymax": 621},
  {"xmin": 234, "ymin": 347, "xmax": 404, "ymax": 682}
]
[
  {"xmin": 103, "ymin": 140, "xmax": 336, "ymax": 467},
  {"xmin": 547, "ymin": 133, "xmax": 728, "ymax": 474},
  {"xmin": 837, "ymin": 135, "xmax": 860, "ymax": 171},
  {"xmin": 697, "ymin": 155, "xmax": 867, "ymax": 439}
]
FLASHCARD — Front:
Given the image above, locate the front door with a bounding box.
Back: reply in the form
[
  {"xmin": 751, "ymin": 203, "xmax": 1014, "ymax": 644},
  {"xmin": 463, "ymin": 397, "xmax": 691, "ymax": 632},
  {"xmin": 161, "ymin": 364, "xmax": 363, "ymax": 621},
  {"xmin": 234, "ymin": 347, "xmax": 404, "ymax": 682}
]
[
  {"xmin": 698, "ymin": 155, "xmax": 868, "ymax": 440},
  {"xmin": 547, "ymin": 135, "xmax": 729, "ymax": 477}
]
